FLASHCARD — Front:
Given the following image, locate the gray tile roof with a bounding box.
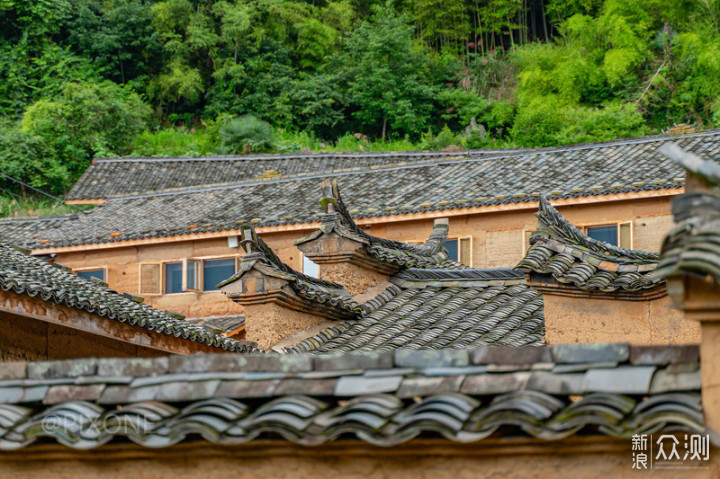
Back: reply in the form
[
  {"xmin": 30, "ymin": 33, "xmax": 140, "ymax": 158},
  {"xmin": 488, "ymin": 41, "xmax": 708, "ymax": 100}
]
[
  {"xmin": 517, "ymin": 196, "xmax": 664, "ymax": 297},
  {"xmin": 0, "ymin": 215, "xmax": 76, "ymax": 249},
  {"xmin": 185, "ymin": 314, "xmax": 245, "ymax": 334},
  {"xmin": 0, "ymin": 243, "xmax": 257, "ymax": 353},
  {"xmin": 653, "ymin": 143, "xmax": 720, "ymax": 284},
  {"xmin": 0, "ymin": 344, "xmax": 706, "ymax": 449},
  {"xmin": 290, "ymin": 268, "xmax": 545, "ymax": 352},
  {"xmin": 8, "ymin": 130, "xmax": 720, "ymax": 250},
  {"xmin": 67, "ymin": 149, "xmax": 528, "ymax": 200}
]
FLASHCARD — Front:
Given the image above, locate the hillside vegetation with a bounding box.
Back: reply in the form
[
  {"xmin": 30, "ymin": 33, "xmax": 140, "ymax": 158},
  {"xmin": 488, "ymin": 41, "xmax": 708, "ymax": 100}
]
[{"xmin": 1, "ymin": 0, "xmax": 719, "ymax": 198}]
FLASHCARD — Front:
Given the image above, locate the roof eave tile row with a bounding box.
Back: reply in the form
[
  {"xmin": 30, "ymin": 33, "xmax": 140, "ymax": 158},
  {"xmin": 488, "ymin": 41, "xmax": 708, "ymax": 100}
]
[{"xmin": 0, "ymin": 344, "xmax": 707, "ymax": 450}]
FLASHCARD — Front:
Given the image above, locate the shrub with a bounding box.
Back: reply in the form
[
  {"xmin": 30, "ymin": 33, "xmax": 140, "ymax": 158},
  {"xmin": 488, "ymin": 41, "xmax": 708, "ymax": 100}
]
[
  {"xmin": 418, "ymin": 126, "xmax": 462, "ymax": 150},
  {"xmin": 0, "ymin": 125, "xmax": 68, "ymax": 195},
  {"xmin": 217, "ymin": 115, "xmax": 276, "ymax": 154},
  {"xmin": 131, "ymin": 123, "xmax": 221, "ymax": 157}
]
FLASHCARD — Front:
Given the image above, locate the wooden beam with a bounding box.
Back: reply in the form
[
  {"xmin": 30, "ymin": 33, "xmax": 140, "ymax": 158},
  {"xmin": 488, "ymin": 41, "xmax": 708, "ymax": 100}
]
[
  {"xmin": 65, "ymin": 199, "xmax": 107, "ymax": 205},
  {"xmin": 0, "ymin": 435, "xmax": 635, "ymax": 462},
  {"xmin": 0, "ymin": 289, "xmax": 229, "ymax": 355}
]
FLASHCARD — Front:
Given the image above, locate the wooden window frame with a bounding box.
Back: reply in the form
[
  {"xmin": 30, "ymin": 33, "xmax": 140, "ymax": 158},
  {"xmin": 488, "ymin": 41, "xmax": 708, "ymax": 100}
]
[
  {"xmin": 200, "ymin": 256, "xmax": 237, "ymax": 292},
  {"xmin": 141, "ymin": 255, "xmax": 239, "ymax": 295},
  {"xmin": 401, "ymin": 237, "xmax": 473, "ymax": 266},
  {"xmin": 579, "ymin": 221, "xmax": 633, "ymax": 249},
  {"xmin": 162, "ymin": 261, "xmax": 184, "ymax": 295},
  {"xmin": 182, "ymin": 258, "xmax": 201, "ymax": 292},
  {"xmin": 445, "ymin": 236, "xmax": 473, "ymax": 266}
]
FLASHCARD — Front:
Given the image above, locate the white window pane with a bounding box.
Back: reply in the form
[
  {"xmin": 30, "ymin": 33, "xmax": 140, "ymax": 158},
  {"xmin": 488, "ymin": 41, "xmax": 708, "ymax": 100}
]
[{"xmin": 303, "ymin": 255, "xmax": 319, "ymax": 278}]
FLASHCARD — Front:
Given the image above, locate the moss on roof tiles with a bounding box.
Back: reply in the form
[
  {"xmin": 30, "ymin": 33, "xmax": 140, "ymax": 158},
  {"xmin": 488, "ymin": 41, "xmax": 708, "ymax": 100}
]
[
  {"xmin": 289, "ymin": 269, "xmax": 544, "ymax": 353},
  {"xmin": 17, "ymin": 131, "xmax": 720, "ymax": 250}
]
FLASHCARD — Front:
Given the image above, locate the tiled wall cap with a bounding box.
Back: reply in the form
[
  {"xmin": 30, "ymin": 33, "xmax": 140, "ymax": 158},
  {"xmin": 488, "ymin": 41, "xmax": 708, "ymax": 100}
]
[
  {"xmin": 551, "ymin": 343, "xmax": 630, "ymax": 364},
  {"xmin": 394, "ymin": 349, "xmax": 469, "ymax": 368}
]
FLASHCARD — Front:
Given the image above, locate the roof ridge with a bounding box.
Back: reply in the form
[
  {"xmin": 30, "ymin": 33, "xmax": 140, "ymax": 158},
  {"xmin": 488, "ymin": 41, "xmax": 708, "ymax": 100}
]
[
  {"xmin": 295, "ymin": 180, "xmax": 466, "ymax": 271},
  {"xmin": 0, "ymin": 213, "xmax": 79, "ymax": 223},
  {"xmin": 328, "ymin": 180, "xmax": 447, "ymax": 256},
  {"xmin": 220, "ymin": 226, "xmax": 346, "ymax": 291},
  {"xmin": 93, "ymin": 128, "xmax": 720, "ymax": 164},
  {"xmin": 92, "ymin": 130, "xmax": 719, "ymax": 202}
]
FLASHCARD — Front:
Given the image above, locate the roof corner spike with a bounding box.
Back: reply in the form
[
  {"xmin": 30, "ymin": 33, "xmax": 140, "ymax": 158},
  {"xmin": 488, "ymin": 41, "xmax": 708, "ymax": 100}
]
[
  {"xmin": 659, "ymin": 142, "xmax": 720, "ymax": 186},
  {"xmin": 433, "ymin": 217, "xmax": 449, "ymax": 228},
  {"xmin": 537, "ymin": 194, "xmax": 551, "ymax": 213},
  {"xmin": 319, "ymin": 180, "xmax": 340, "ymax": 213},
  {"xmin": 426, "ymin": 217, "xmax": 450, "ymax": 254},
  {"xmin": 239, "ymin": 225, "xmax": 256, "ymax": 254}
]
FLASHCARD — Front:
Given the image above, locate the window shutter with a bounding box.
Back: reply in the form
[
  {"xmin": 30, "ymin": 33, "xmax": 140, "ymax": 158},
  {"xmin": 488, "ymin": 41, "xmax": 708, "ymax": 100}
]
[
  {"xmin": 140, "ymin": 263, "xmax": 161, "ymax": 294},
  {"xmin": 459, "ymin": 238, "xmax": 472, "ymax": 266},
  {"xmin": 619, "ymin": 222, "xmax": 633, "ymax": 249}
]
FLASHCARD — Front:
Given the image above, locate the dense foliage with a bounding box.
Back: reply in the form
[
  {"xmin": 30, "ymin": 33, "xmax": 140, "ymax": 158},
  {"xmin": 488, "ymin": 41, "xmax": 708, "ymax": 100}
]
[{"xmin": 1, "ymin": 0, "xmax": 720, "ymax": 196}]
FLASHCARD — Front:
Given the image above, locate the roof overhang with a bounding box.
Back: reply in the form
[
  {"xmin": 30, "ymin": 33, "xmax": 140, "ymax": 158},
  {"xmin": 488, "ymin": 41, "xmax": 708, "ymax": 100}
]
[{"xmin": 35, "ymin": 188, "xmax": 682, "ymax": 255}]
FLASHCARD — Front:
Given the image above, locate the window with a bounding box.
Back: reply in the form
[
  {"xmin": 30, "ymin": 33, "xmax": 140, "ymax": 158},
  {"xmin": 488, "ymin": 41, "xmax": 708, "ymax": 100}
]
[
  {"xmin": 587, "ymin": 225, "xmax": 618, "ymax": 246},
  {"xmin": 76, "ymin": 269, "xmax": 105, "ymax": 282},
  {"xmin": 523, "ymin": 221, "xmax": 633, "ymax": 252},
  {"xmin": 184, "ymin": 259, "xmax": 200, "ymax": 291},
  {"xmin": 203, "ymin": 258, "xmax": 235, "ymax": 290},
  {"xmin": 444, "ymin": 239, "xmax": 459, "ymax": 261},
  {"xmin": 303, "ymin": 255, "xmax": 319, "ymax": 278},
  {"xmin": 444, "ymin": 238, "xmax": 472, "ymax": 266},
  {"xmin": 164, "ymin": 262, "xmax": 183, "ymax": 294},
  {"xmin": 141, "ymin": 257, "xmax": 238, "ymax": 294},
  {"xmin": 583, "ymin": 222, "xmax": 633, "ymax": 248}
]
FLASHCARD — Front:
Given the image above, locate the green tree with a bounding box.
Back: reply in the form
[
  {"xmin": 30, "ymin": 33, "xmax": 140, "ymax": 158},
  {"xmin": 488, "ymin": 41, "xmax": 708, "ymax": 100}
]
[
  {"xmin": 337, "ymin": 6, "xmax": 436, "ymax": 138},
  {"xmin": 21, "ymin": 81, "xmax": 151, "ymax": 181},
  {"xmin": 0, "ymin": 125, "xmax": 68, "ymax": 195},
  {"xmin": 63, "ymin": 0, "xmax": 164, "ymax": 87}
]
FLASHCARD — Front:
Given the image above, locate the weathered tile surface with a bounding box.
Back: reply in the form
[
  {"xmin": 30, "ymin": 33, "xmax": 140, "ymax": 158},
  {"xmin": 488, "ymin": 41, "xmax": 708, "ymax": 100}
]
[{"xmin": 5, "ymin": 130, "xmax": 710, "ymax": 250}]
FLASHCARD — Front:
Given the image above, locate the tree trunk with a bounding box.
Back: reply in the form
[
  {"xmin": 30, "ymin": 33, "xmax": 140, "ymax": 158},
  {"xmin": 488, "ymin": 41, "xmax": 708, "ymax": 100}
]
[{"xmin": 382, "ymin": 118, "xmax": 387, "ymax": 141}]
